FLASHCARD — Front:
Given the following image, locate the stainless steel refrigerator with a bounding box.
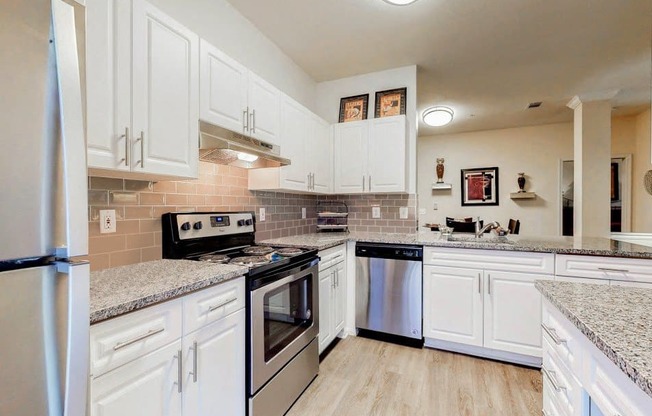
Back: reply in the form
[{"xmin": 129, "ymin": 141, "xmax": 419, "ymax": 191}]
[{"xmin": 0, "ymin": 0, "xmax": 89, "ymax": 415}]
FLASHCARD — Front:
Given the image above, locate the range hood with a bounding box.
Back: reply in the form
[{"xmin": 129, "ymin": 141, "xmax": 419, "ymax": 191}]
[{"xmin": 198, "ymin": 120, "xmax": 290, "ymax": 169}]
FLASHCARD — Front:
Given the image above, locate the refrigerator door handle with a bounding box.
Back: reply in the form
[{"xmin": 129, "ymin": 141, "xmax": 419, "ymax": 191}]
[
  {"xmin": 56, "ymin": 260, "xmax": 90, "ymax": 416},
  {"xmin": 52, "ymin": 0, "xmax": 89, "ymax": 259}
]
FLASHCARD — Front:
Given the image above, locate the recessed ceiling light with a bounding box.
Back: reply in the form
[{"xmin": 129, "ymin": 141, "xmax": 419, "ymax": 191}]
[
  {"xmin": 382, "ymin": 0, "xmax": 418, "ymax": 5},
  {"xmin": 423, "ymin": 107, "xmax": 454, "ymax": 127}
]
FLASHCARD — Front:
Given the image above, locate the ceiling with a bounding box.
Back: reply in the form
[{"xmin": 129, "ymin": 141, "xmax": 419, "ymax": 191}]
[{"xmin": 226, "ymin": 0, "xmax": 652, "ymax": 136}]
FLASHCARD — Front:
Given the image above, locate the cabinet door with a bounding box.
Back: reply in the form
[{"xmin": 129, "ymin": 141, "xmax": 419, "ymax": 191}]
[
  {"xmin": 311, "ymin": 116, "xmax": 333, "ymax": 193},
  {"xmin": 368, "ymin": 116, "xmax": 407, "ymax": 193},
  {"xmin": 333, "ymin": 262, "xmax": 346, "ymax": 335},
  {"xmin": 333, "ymin": 121, "xmax": 367, "ymax": 193},
  {"xmin": 183, "ymin": 309, "xmax": 245, "ymax": 416},
  {"xmin": 199, "ymin": 40, "xmax": 248, "ymax": 134},
  {"xmin": 85, "ymin": 0, "xmax": 131, "ymax": 171},
  {"xmin": 90, "ymin": 341, "xmax": 182, "ymax": 416},
  {"xmin": 484, "ymin": 271, "xmax": 549, "ymax": 356},
  {"xmin": 131, "ymin": 0, "xmax": 199, "ymax": 178},
  {"xmin": 279, "ymin": 95, "xmax": 309, "ymax": 191},
  {"xmin": 423, "ymin": 265, "xmax": 483, "ymax": 347},
  {"xmin": 318, "ymin": 269, "xmax": 334, "ymax": 354},
  {"xmin": 248, "ymin": 72, "xmax": 281, "ymax": 146}
]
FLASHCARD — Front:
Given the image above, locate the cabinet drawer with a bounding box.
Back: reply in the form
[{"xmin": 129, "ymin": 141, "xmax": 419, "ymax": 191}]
[
  {"xmin": 423, "ymin": 247, "xmax": 554, "ymax": 274},
  {"xmin": 318, "ymin": 244, "xmax": 345, "ymax": 270},
  {"xmin": 542, "ymin": 337, "xmax": 582, "ymax": 416},
  {"xmin": 90, "ymin": 299, "xmax": 183, "ymax": 377},
  {"xmin": 183, "ymin": 277, "xmax": 245, "ymax": 335},
  {"xmin": 542, "ymin": 301, "xmax": 582, "ymax": 376},
  {"xmin": 556, "ymin": 254, "xmax": 652, "ymax": 283}
]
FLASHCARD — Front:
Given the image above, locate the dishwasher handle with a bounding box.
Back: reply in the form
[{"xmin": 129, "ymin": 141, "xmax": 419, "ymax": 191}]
[{"xmin": 355, "ymin": 243, "xmax": 423, "ymax": 261}]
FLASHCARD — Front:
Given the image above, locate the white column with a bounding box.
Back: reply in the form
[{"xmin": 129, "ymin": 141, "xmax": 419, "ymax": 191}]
[{"xmin": 567, "ymin": 95, "xmax": 613, "ymax": 237}]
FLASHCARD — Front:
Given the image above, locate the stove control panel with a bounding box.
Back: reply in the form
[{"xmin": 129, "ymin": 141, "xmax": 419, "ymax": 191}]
[{"xmin": 175, "ymin": 212, "xmax": 254, "ymax": 240}]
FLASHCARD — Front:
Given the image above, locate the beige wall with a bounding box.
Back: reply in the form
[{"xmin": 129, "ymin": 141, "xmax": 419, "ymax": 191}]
[{"xmin": 417, "ymin": 115, "xmax": 649, "ymax": 236}]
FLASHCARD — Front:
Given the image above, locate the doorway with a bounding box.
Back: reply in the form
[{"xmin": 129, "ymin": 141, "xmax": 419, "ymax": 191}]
[{"xmin": 559, "ymin": 156, "xmax": 631, "ymax": 236}]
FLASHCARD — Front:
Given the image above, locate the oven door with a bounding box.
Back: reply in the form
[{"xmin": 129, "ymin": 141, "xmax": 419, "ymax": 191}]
[{"xmin": 250, "ymin": 261, "xmax": 318, "ymax": 393}]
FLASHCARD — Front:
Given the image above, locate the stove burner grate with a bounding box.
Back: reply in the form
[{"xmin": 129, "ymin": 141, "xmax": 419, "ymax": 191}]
[
  {"xmin": 229, "ymin": 256, "xmax": 271, "ymax": 267},
  {"xmin": 243, "ymin": 246, "xmax": 274, "ymax": 255},
  {"xmin": 197, "ymin": 254, "xmax": 230, "ymax": 264}
]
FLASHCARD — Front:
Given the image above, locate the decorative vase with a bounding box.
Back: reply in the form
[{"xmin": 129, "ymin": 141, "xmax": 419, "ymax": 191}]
[
  {"xmin": 517, "ymin": 172, "xmax": 526, "ymax": 193},
  {"xmin": 436, "ymin": 158, "xmax": 445, "ymax": 183}
]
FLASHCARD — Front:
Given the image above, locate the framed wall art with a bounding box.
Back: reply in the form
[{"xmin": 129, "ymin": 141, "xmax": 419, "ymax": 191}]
[
  {"xmin": 339, "ymin": 94, "xmax": 369, "ymax": 123},
  {"xmin": 461, "ymin": 167, "xmax": 499, "ymax": 206},
  {"xmin": 375, "ymin": 87, "xmax": 407, "ymax": 118}
]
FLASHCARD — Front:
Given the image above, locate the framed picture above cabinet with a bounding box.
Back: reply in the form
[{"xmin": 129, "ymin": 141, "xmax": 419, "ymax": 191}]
[
  {"xmin": 375, "ymin": 87, "xmax": 407, "ymax": 118},
  {"xmin": 461, "ymin": 167, "xmax": 499, "ymax": 206},
  {"xmin": 339, "ymin": 94, "xmax": 369, "ymax": 123}
]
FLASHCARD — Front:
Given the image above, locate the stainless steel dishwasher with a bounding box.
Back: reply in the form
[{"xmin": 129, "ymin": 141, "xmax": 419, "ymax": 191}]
[{"xmin": 355, "ymin": 243, "xmax": 423, "ymax": 340}]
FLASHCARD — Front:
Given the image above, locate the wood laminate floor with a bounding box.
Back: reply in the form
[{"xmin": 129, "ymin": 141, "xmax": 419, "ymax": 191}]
[{"xmin": 287, "ymin": 337, "xmax": 542, "ymax": 416}]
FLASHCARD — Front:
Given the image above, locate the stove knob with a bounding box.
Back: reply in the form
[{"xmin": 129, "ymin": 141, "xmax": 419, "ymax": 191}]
[
  {"xmin": 180, "ymin": 222, "xmax": 191, "ymax": 231},
  {"xmin": 245, "ymin": 219, "xmax": 253, "ymax": 226},
  {"xmin": 237, "ymin": 219, "xmax": 246, "ymax": 227},
  {"xmin": 193, "ymin": 221, "xmax": 203, "ymax": 230}
]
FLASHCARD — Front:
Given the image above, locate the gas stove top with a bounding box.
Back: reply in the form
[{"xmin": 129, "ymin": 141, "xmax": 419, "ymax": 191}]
[{"xmin": 161, "ymin": 212, "xmax": 318, "ymax": 278}]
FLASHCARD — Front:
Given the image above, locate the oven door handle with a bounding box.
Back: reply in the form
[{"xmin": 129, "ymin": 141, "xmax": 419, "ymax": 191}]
[{"xmin": 255, "ymin": 266, "xmax": 315, "ymax": 293}]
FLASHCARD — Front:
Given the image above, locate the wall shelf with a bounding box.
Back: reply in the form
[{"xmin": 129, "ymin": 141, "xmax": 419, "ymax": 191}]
[
  {"xmin": 432, "ymin": 182, "xmax": 453, "ymax": 190},
  {"xmin": 510, "ymin": 192, "xmax": 537, "ymax": 199}
]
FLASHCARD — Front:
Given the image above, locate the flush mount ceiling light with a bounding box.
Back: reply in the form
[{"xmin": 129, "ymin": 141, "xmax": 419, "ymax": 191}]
[
  {"xmin": 423, "ymin": 106, "xmax": 454, "ymax": 127},
  {"xmin": 382, "ymin": 0, "xmax": 418, "ymax": 5}
]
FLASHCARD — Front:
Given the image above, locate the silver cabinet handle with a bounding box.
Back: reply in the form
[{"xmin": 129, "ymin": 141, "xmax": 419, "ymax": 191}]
[
  {"xmin": 189, "ymin": 341, "xmax": 198, "ymax": 383},
  {"xmin": 119, "ymin": 127, "xmax": 129, "ymax": 166},
  {"xmin": 312, "ymin": 173, "xmax": 315, "ymax": 190},
  {"xmin": 542, "ymin": 366, "xmax": 566, "ymax": 392},
  {"xmin": 362, "ymin": 176, "xmax": 365, "ymax": 192},
  {"xmin": 208, "ymin": 297, "xmax": 238, "ymax": 312},
  {"xmin": 251, "ymin": 109, "xmax": 256, "ymax": 133},
  {"xmin": 243, "ymin": 107, "xmax": 249, "ymax": 131},
  {"xmin": 541, "ymin": 323, "xmax": 567, "ymax": 345},
  {"xmin": 113, "ymin": 327, "xmax": 164, "ymax": 350},
  {"xmin": 135, "ymin": 130, "xmax": 144, "ymax": 168},
  {"xmin": 307, "ymin": 173, "xmax": 311, "ymax": 190},
  {"xmin": 598, "ymin": 267, "xmax": 629, "ymax": 273},
  {"xmin": 335, "ymin": 269, "xmax": 339, "ymax": 287},
  {"xmin": 542, "ymin": 409, "xmax": 549, "ymax": 416},
  {"xmin": 368, "ymin": 175, "xmax": 371, "ymax": 192},
  {"xmin": 487, "ymin": 274, "xmax": 491, "ymax": 295},
  {"xmin": 478, "ymin": 273, "xmax": 481, "ymax": 294},
  {"xmin": 176, "ymin": 349, "xmax": 183, "ymax": 393}
]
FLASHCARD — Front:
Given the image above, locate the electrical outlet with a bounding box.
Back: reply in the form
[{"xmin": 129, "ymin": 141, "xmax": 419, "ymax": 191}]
[
  {"xmin": 433, "ymin": 203, "xmax": 438, "ymax": 210},
  {"xmin": 259, "ymin": 207, "xmax": 266, "ymax": 222},
  {"xmin": 372, "ymin": 206, "xmax": 381, "ymax": 219},
  {"xmin": 301, "ymin": 207, "xmax": 306, "ymax": 219},
  {"xmin": 99, "ymin": 210, "xmax": 116, "ymax": 234},
  {"xmin": 399, "ymin": 207, "xmax": 409, "ymax": 219}
]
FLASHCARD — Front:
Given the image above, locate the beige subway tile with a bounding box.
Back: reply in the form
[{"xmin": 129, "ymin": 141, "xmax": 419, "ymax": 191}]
[
  {"xmin": 88, "ymin": 254, "xmax": 111, "ymax": 271},
  {"xmin": 126, "ymin": 233, "xmax": 155, "ymax": 249},
  {"xmin": 205, "ymin": 195, "xmax": 222, "ymax": 205},
  {"xmin": 152, "ymin": 206, "xmax": 175, "ymax": 218},
  {"xmin": 177, "ymin": 182, "xmax": 196, "ymax": 194},
  {"xmin": 140, "ymin": 219, "xmax": 161, "ymax": 233},
  {"xmin": 124, "ymin": 180, "xmax": 152, "ymax": 191},
  {"xmin": 199, "ymin": 162, "xmax": 215, "ymax": 174},
  {"xmin": 140, "ymin": 192, "xmax": 165, "ymax": 205},
  {"xmin": 125, "ymin": 206, "xmax": 153, "ymax": 219},
  {"xmin": 166, "ymin": 194, "xmax": 188, "ymax": 206},
  {"xmin": 110, "ymin": 249, "xmax": 141, "ymax": 268},
  {"xmin": 90, "ymin": 177, "xmax": 123, "ymax": 190},
  {"xmin": 154, "ymin": 232, "xmax": 162, "ymax": 245},
  {"xmin": 188, "ymin": 194, "xmax": 205, "ymax": 205},
  {"xmin": 89, "ymin": 235, "xmax": 125, "ymax": 254},
  {"xmin": 88, "ymin": 190, "xmax": 108, "ymax": 205},
  {"xmin": 153, "ymin": 181, "xmax": 176, "ymax": 193},
  {"xmin": 196, "ymin": 183, "xmax": 214, "ymax": 195},
  {"xmin": 141, "ymin": 246, "xmax": 162, "ymax": 262},
  {"xmin": 109, "ymin": 191, "xmax": 139, "ymax": 205}
]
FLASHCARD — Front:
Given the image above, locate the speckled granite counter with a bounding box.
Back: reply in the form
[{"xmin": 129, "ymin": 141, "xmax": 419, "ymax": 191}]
[
  {"xmin": 90, "ymin": 260, "xmax": 248, "ymax": 324},
  {"xmin": 536, "ymin": 281, "xmax": 652, "ymax": 398},
  {"xmin": 260, "ymin": 231, "xmax": 652, "ymax": 258}
]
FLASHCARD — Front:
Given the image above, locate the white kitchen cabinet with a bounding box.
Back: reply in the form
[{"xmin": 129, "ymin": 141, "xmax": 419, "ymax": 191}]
[
  {"xmin": 483, "ymin": 271, "xmax": 544, "ymax": 357},
  {"xmin": 199, "ymin": 41, "xmax": 281, "ymax": 146},
  {"xmin": 423, "ymin": 265, "xmax": 483, "ymax": 347},
  {"xmin": 310, "ymin": 116, "xmax": 333, "ymax": 193},
  {"xmin": 90, "ymin": 341, "xmax": 182, "ymax": 416},
  {"xmin": 333, "ymin": 115, "xmax": 407, "ymax": 194},
  {"xmin": 86, "ymin": 0, "xmax": 199, "ymax": 179},
  {"xmin": 318, "ymin": 245, "xmax": 347, "ymax": 354},
  {"xmin": 183, "ymin": 309, "xmax": 245, "ymax": 416}
]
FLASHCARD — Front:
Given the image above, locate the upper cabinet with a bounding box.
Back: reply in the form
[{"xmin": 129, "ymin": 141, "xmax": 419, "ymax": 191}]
[
  {"xmin": 199, "ymin": 40, "xmax": 281, "ymax": 146},
  {"xmin": 333, "ymin": 115, "xmax": 408, "ymax": 194},
  {"xmin": 86, "ymin": 0, "xmax": 199, "ymax": 179}
]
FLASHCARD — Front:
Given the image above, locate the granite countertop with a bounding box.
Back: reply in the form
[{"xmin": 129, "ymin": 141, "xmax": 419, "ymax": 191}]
[
  {"xmin": 260, "ymin": 230, "xmax": 652, "ymax": 258},
  {"xmin": 90, "ymin": 259, "xmax": 248, "ymax": 324},
  {"xmin": 536, "ymin": 281, "xmax": 652, "ymax": 399}
]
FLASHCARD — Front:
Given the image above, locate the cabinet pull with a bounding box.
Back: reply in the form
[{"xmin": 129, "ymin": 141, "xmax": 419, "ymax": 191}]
[
  {"xmin": 541, "ymin": 366, "xmax": 566, "ymax": 392},
  {"xmin": 368, "ymin": 175, "xmax": 371, "ymax": 192},
  {"xmin": 243, "ymin": 107, "xmax": 249, "ymax": 131},
  {"xmin": 487, "ymin": 274, "xmax": 491, "ymax": 295},
  {"xmin": 311, "ymin": 173, "xmax": 315, "ymax": 190},
  {"xmin": 335, "ymin": 269, "xmax": 339, "ymax": 287},
  {"xmin": 542, "ymin": 410, "xmax": 549, "ymax": 416},
  {"xmin": 136, "ymin": 131, "xmax": 144, "ymax": 168},
  {"xmin": 176, "ymin": 349, "xmax": 183, "ymax": 393},
  {"xmin": 119, "ymin": 127, "xmax": 129, "ymax": 166},
  {"xmin": 189, "ymin": 341, "xmax": 198, "ymax": 383},
  {"xmin": 113, "ymin": 327, "xmax": 164, "ymax": 350},
  {"xmin": 208, "ymin": 297, "xmax": 238, "ymax": 312},
  {"xmin": 478, "ymin": 273, "xmax": 481, "ymax": 294},
  {"xmin": 251, "ymin": 109, "xmax": 256, "ymax": 133},
  {"xmin": 541, "ymin": 324, "xmax": 567, "ymax": 345},
  {"xmin": 307, "ymin": 173, "xmax": 311, "ymax": 190},
  {"xmin": 597, "ymin": 267, "xmax": 629, "ymax": 273},
  {"xmin": 362, "ymin": 176, "xmax": 365, "ymax": 192}
]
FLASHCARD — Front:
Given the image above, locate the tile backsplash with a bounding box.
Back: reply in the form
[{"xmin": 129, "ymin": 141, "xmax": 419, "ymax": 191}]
[{"xmin": 87, "ymin": 161, "xmax": 417, "ymax": 271}]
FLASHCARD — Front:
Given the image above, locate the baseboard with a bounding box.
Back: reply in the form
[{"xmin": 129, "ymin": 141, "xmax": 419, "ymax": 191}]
[{"xmin": 424, "ymin": 338, "xmax": 542, "ymax": 368}]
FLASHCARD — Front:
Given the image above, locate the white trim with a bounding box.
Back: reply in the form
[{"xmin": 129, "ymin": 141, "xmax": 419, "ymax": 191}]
[{"xmin": 424, "ymin": 338, "xmax": 542, "ymax": 368}]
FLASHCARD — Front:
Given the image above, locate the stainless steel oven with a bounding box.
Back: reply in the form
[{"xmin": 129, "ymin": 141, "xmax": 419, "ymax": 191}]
[{"xmin": 249, "ymin": 258, "xmax": 319, "ymax": 416}]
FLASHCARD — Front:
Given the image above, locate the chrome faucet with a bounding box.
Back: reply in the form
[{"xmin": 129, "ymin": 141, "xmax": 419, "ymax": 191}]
[{"xmin": 476, "ymin": 221, "xmax": 500, "ymax": 238}]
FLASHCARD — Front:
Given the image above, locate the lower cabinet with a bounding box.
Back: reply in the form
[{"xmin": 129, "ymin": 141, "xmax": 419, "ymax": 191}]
[
  {"xmin": 90, "ymin": 279, "xmax": 246, "ymax": 416},
  {"xmin": 318, "ymin": 245, "xmax": 347, "ymax": 354}
]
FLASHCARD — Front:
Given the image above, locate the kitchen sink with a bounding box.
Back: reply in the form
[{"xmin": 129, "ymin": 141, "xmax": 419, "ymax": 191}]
[{"xmin": 445, "ymin": 235, "xmax": 515, "ymax": 245}]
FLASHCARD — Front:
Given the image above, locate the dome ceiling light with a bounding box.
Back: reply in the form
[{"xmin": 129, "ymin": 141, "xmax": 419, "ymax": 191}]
[
  {"xmin": 423, "ymin": 106, "xmax": 454, "ymax": 127},
  {"xmin": 382, "ymin": 0, "xmax": 418, "ymax": 5}
]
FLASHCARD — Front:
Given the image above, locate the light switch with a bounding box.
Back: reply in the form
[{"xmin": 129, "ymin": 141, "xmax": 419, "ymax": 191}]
[
  {"xmin": 259, "ymin": 207, "xmax": 266, "ymax": 221},
  {"xmin": 99, "ymin": 210, "xmax": 116, "ymax": 234},
  {"xmin": 399, "ymin": 207, "xmax": 409, "ymax": 219},
  {"xmin": 372, "ymin": 206, "xmax": 381, "ymax": 219},
  {"xmin": 301, "ymin": 207, "xmax": 306, "ymax": 219}
]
